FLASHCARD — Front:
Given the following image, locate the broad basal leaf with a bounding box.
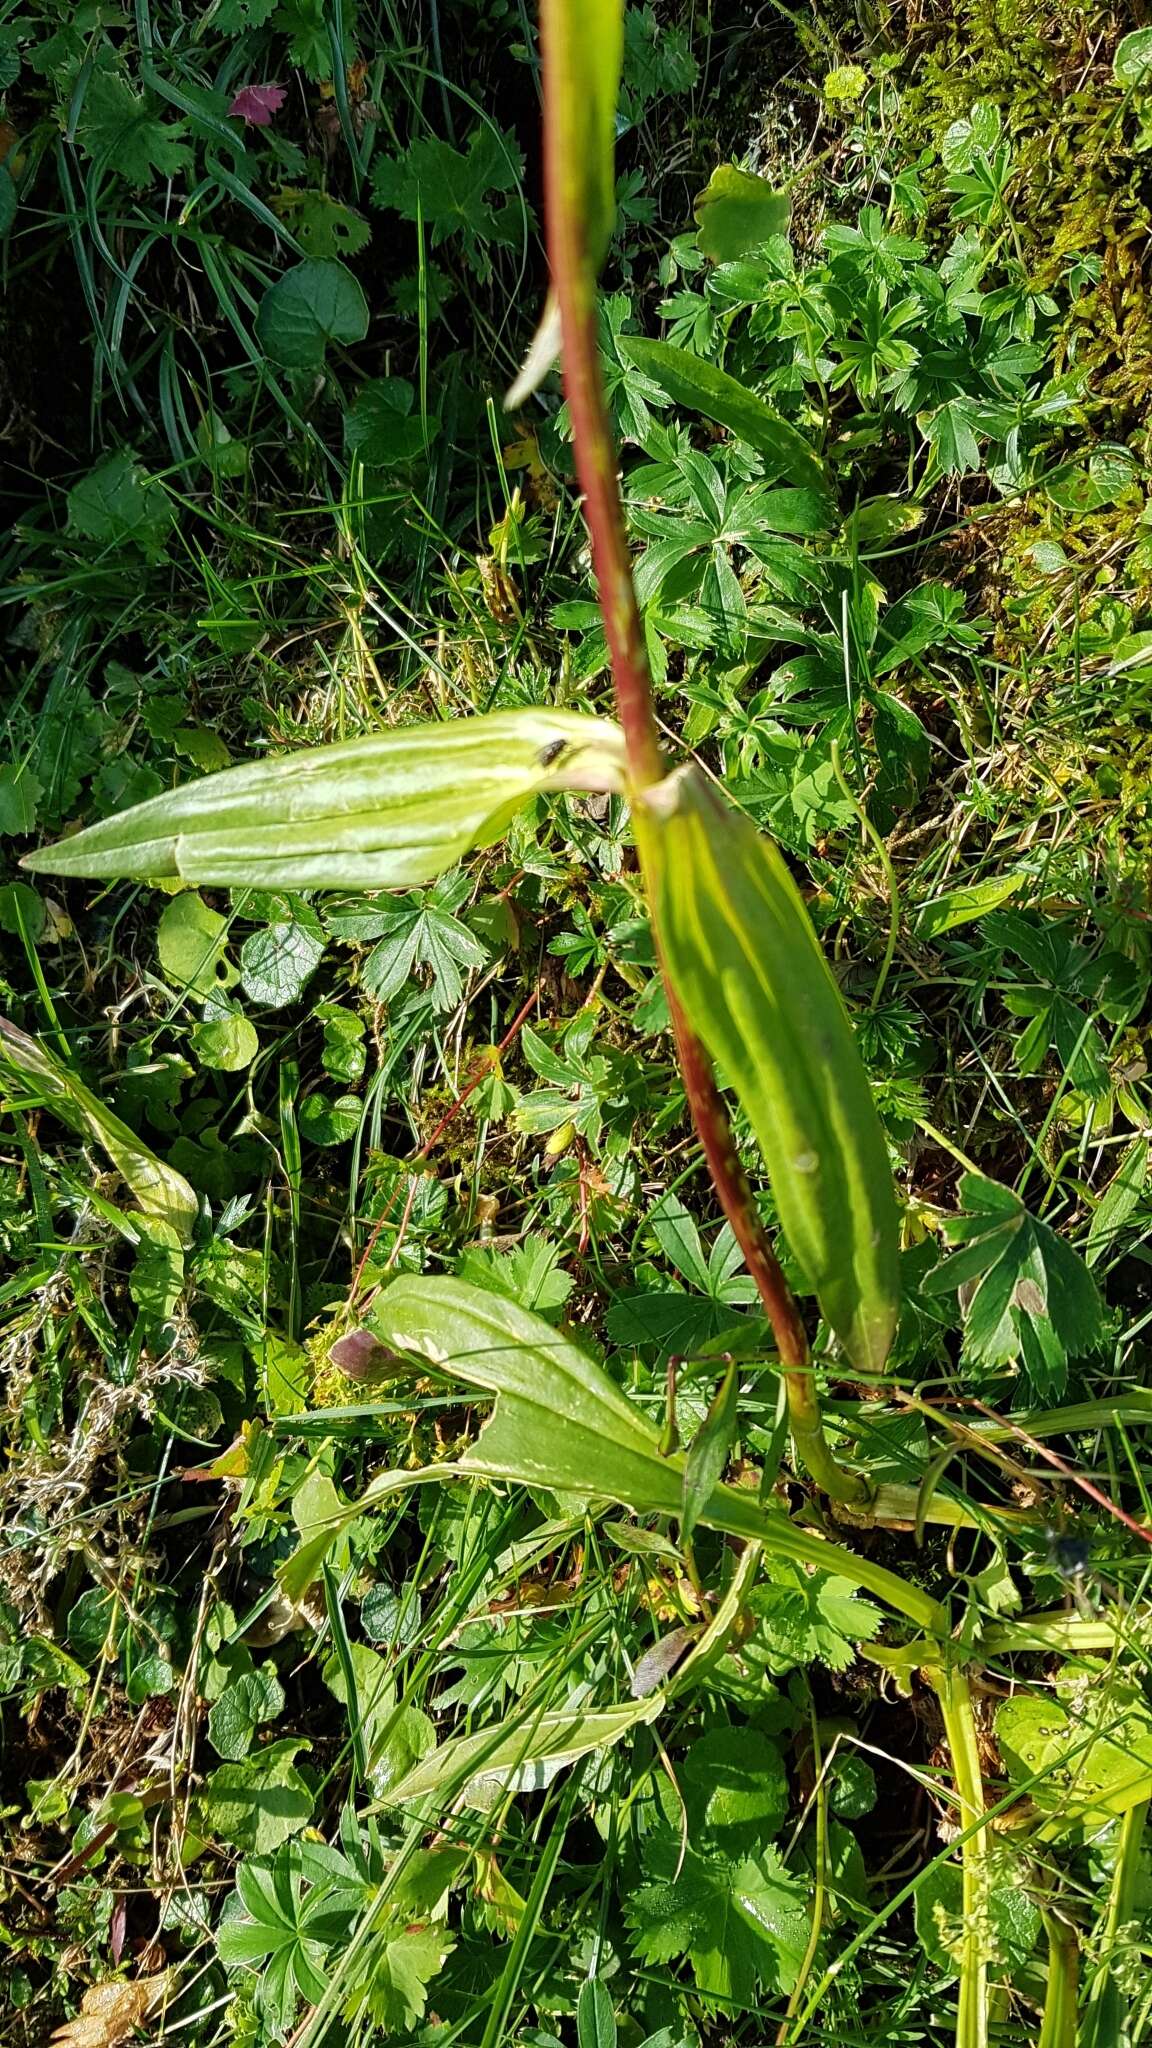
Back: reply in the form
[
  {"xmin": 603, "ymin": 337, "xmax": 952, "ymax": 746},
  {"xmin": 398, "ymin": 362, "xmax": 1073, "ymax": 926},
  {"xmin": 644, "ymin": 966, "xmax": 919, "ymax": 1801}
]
[
  {"xmin": 24, "ymin": 711, "xmax": 627, "ymax": 892},
  {"xmin": 281, "ymin": 1282, "xmax": 945, "ymax": 1633},
  {"xmin": 997, "ymin": 1674, "xmax": 1152, "ymax": 1828},
  {"xmin": 923, "ymin": 1172, "xmax": 1104, "ymax": 1397},
  {"xmin": 255, "ymin": 260, "xmax": 369, "ymax": 370},
  {"xmin": 374, "ymin": 1274, "xmax": 685, "ymax": 1513}
]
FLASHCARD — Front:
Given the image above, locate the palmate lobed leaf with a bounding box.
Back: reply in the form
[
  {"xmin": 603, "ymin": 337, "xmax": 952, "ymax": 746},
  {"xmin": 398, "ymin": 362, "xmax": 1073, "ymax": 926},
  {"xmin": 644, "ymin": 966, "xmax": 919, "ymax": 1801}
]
[
  {"xmin": 923, "ymin": 1171, "xmax": 1104, "ymax": 1397},
  {"xmin": 625, "ymin": 1842, "xmax": 809, "ymax": 2004},
  {"xmin": 23, "ymin": 711, "xmax": 627, "ymax": 892}
]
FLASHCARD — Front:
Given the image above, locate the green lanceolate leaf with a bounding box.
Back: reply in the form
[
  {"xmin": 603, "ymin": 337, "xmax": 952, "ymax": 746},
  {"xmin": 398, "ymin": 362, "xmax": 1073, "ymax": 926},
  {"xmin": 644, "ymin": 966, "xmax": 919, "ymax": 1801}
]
[
  {"xmin": 365, "ymin": 1278, "xmax": 945, "ymax": 1633},
  {"xmin": 23, "ymin": 711, "xmax": 627, "ymax": 892},
  {"xmin": 681, "ymin": 1358, "xmax": 738, "ymax": 1544},
  {"xmin": 0, "ymin": 1016, "xmax": 197, "ymax": 1244},
  {"xmin": 374, "ymin": 1274, "xmax": 685, "ymax": 1514},
  {"xmin": 636, "ymin": 766, "xmax": 899, "ymax": 1374},
  {"xmin": 617, "ymin": 338, "xmax": 825, "ymax": 489},
  {"xmin": 279, "ymin": 1283, "xmax": 942, "ymax": 1633},
  {"xmin": 389, "ymin": 1695, "xmax": 663, "ymax": 1812}
]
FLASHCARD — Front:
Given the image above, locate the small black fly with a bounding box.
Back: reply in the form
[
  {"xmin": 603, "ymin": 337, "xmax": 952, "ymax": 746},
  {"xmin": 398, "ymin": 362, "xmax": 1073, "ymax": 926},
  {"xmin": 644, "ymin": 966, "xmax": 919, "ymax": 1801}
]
[
  {"xmin": 538, "ymin": 738, "xmax": 568, "ymax": 768},
  {"xmin": 1048, "ymin": 1531, "xmax": 1092, "ymax": 1581},
  {"xmin": 1044, "ymin": 1525, "xmax": 1097, "ymax": 1617}
]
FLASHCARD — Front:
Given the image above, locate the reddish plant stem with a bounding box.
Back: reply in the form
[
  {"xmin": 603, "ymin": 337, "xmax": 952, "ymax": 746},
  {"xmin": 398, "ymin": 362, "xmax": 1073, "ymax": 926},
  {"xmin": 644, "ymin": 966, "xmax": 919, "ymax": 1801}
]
[
  {"xmin": 540, "ymin": 3, "xmax": 663, "ymax": 793},
  {"xmin": 670, "ymin": 992, "xmax": 867, "ymax": 1503},
  {"xmin": 540, "ymin": 0, "xmax": 866, "ymax": 1505}
]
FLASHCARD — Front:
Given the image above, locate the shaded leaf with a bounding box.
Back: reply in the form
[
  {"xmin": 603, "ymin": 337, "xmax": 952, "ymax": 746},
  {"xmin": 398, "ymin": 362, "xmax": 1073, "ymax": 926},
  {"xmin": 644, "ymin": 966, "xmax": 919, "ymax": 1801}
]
[
  {"xmin": 681, "ymin": 1359, "xmax": 737, "ymax": 1544},
  {"xmin": 229, "ymin": 81, "xmax": 287, "ymax": 125},
  {"xmin": 255, "ymin": 260, "xmax": 369, "ymax": 370}
]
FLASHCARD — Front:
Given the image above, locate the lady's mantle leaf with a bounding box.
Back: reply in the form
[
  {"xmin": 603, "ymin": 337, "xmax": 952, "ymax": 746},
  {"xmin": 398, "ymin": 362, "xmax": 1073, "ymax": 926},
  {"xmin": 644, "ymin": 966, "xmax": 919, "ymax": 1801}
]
[{"xmin": 626, "ymin": 1844, "xmax": 809, "ymax": 2004}]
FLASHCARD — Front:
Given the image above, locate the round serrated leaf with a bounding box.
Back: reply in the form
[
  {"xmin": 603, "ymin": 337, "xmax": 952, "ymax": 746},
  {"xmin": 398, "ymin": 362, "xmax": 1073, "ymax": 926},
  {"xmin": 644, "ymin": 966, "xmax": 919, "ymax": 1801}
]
[
  {"xmin": 829, "ymin": 1751, "xmax": 876, "ymax": 1819},
  {"xmin": 126, "ymin": 1654, "xmax": 174, "ymax": 1704},
  {"xmin": 255, "ymin": 259, "xmax": 369, "ymax": 369},
  {"xmin": 67, "ymin": 1588, "xmax": 124, "ymax": 1663},
  {"xmin": 298, "ymin": 1090, "xmax": 361, "ymax": 1145},
  {"xmin": 240, "ymin": 920, "xmax": 325, "ymax": 1007},
  {"xmin": 680, "ymin": 1726, "xmax": 788, "ymax": 1855},
  {"xmin": 1115, "ymin": 26, "xmax": 1152, "ymax": 86},
  {"xmin": 208, "ymin": 1669, "xmax": 286, "ymax": 1759},
  {"xmin": 345, "ymin": 377, "xmax": 439, "ymax": 465},
  {"xmin": 694, "ymin": 163, "xmax": 788, "ymax": 263},
  {"xmin": 362, "ymin": 1582, "xmax": 422, "ymax": 1649}
]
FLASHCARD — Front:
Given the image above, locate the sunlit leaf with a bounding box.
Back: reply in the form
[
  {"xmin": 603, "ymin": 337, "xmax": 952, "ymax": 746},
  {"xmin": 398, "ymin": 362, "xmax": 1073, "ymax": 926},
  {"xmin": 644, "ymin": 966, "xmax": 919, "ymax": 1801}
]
[
  {"xmin": 618, "ymin": 337, "xmax": 825, "ymax": 487},
  {"xmin": 636, "ymin": 765, "xmax": 899, "ymax": 1374},
  {"xmin": 24, "ymin": 712, "xmax": 627, "ymax": 892},
  {"xmin": 694, "ymin": 164, "xmax": 788, "ymax": 263}
]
